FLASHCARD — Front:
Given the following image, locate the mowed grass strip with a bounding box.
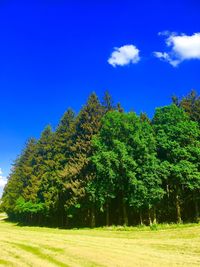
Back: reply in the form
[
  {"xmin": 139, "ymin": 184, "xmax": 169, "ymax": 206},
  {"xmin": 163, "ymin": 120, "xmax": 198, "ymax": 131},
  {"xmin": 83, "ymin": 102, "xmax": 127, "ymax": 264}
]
[{"xmin": 0, "ymin": 218, "xmax": 200, "ymax": 266}]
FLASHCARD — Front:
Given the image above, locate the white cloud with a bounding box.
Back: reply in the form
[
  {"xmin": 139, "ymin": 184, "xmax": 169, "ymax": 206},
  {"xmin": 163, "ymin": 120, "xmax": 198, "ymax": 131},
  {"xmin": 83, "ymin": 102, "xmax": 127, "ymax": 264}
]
[
  {"xmin": 154, "ymin": 32, "xmax": 200, "ymax": 67},
  {"xmin": 108, "ymin": 44, "xmax": 140, "ymax": 67},
  {"xmin": 153, "ymin": 51, "xmax": 180, "ymax": 67},
  {"xmin": 0, "ymin": 168, "xmax": 7, "ymax": 188},
  {"xmin": 158, "ymin": 31, "xmax": 177, "ymax": 37}
]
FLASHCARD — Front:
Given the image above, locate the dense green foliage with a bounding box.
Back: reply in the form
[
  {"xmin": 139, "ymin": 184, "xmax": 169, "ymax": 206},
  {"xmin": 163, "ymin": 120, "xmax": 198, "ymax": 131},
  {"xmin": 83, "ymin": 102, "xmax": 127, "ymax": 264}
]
[{"xmin": 1, "ymin": 91, "xmax": 200, "ymax": 227}]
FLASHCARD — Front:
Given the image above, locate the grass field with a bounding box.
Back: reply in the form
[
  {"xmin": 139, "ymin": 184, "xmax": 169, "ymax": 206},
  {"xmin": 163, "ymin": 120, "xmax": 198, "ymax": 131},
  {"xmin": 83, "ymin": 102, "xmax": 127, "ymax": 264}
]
[{"xmin": 0, "ymin": 214, "xmax": 200, "ymax": 266}]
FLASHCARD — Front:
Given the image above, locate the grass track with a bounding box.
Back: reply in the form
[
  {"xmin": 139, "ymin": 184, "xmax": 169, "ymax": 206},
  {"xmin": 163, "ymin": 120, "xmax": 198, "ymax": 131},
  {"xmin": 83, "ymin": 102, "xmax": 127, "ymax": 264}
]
[{"xmin": 0, "ymin": 214, "xmax": 200, "ymax": 266}]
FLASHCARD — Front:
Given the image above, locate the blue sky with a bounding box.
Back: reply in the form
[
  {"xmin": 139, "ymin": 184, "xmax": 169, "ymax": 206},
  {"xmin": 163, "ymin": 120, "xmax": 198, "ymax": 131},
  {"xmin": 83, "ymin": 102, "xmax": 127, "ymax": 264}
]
[{"xmin": 0, "ymin": 0, "xmax": 200, "ymax": 193}]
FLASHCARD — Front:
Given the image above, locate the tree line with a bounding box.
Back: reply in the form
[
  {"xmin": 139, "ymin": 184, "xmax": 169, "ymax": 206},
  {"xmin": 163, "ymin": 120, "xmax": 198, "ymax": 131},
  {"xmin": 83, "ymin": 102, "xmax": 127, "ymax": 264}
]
[{"xmin": 1, "ymin": 90, "xmax": 200, "ymax": 227}]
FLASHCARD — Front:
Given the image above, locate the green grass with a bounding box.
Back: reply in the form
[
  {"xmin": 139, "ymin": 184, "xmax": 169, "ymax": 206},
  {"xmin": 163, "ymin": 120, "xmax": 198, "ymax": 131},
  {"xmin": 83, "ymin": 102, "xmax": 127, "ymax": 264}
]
[{"xmin": 0, "ymin": 214, "xmax": 200, "ymax": 266}]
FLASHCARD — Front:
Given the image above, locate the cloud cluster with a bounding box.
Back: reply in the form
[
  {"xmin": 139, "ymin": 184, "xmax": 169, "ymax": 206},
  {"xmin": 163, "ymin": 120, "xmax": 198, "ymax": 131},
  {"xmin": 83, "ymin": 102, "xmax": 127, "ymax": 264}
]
[
  {"xmin": 108, "ymin": 45, "xmax": 140, "ymax": 67},
  {"xmin": 154, "ymin": 32, "xmax": 200, "ymax": 67},
  {"xmin": 0, "ymin": 168, "xmax": 7, "ymax": 188},
  {"xmin": 108, "ymin": 32, "xmax": 200, "ymax": 67}
]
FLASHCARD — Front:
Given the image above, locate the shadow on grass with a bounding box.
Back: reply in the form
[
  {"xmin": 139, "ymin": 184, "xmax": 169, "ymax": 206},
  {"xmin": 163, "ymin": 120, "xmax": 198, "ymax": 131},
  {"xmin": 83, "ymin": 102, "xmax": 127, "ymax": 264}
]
[{"xmin": 2, "ymin": 213, "xmax": 200, "ymax": 232}]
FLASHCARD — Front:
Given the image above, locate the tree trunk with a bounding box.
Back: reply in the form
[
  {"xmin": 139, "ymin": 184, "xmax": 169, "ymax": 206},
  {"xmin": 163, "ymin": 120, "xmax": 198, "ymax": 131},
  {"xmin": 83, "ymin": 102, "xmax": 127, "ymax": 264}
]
[
  {"xmin": 175, "ymin": 192, "xmax": 182, "ymax": 224},
  {"xmin": 62, "ymin": 212, "xmax": 64, "ymax": 227},
  {"xmin": 148, "ymin": 208, "xmax": 152, "ymax": 226},
  {"xmin": 194, "ymin": 194, "xmax": 199, "ymax": 222},
  {"xmin": 166, "ymin": 183, "xmax": 170, "ymax": 219},
  {"xmin": 38, "ymin": 214, "xmax": 41, "ymax": 225},
  {"xmin": 139, "ymin": 210, "xmax": 144, "ymax": 225},
  {"xmin": 166, "ymin": 183, "xmax": 170, "ymax": 198},
  {"xmin": 106, "ymin": 202, "xmax": 110, "ymax": 226},
  {"xmin": 62, "ymin": 211, "xmax": 67, "ymax": 228},
  {"xmin": 122, "ymin": 200, "xmax": 128, "ymax": 226},
  {"xmin": 91, "ymin": 205, "xmax": 96, "ymax": 228},
  {"xmin": 153, "ymin": 207, "xmax": 157, "ymax": 224}
]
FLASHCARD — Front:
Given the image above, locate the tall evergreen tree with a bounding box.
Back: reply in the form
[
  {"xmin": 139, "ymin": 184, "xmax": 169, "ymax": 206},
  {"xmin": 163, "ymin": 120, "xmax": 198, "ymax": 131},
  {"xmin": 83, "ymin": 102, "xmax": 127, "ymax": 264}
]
[
  {"xmin": 2, "ymin": 138, "xmax": 37, "ymax": 220},
  {"xmin": 54, "ymin": 108, "xmax": 75, "ymax": 168},
  {"xmin": 172, "ymin": 90, "xmax": 200, "ymax": 123},
  {"xmin": 51, "ymin": 108, "xmax": 76, "ymax": 226},
  {"xmin": 102, "ymin": 91, "xmax": 115, "ymax": 113},
  {"xmin": 62, "ymin": 93, "xmax": 104, "ymax": 227}
]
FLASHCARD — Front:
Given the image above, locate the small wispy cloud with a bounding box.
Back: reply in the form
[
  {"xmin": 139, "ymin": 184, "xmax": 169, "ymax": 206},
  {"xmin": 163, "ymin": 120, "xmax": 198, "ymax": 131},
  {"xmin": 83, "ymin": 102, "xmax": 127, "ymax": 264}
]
[
  {"xmin": 0, "ymin": 168, "xmax": 7, "ymax": 188},
  {"xmin": 154, "ymin": 32, "xmax": 200, "ymax": 67},
  {"xmin": 108, "ymin": 44, "xmax": 140, "ymax": 67},
  {"xmin": 154, "ymin": 51, "xmax": 180, "ymax": 67}
]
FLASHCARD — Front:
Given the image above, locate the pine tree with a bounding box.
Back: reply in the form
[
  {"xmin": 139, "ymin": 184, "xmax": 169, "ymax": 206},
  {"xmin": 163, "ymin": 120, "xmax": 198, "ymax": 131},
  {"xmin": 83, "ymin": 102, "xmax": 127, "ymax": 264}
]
[
  {"xmin": 54, "ymin": 109, "xmax": 76, "ymax": 168},
  {"xmin": 62, "ymin": 93, "xmax": 104, "ymax": 227},
  {"xmin": 2, "ymin": 138, "xmax": 37, "ymax": 220},
  {"xmin": 52, "ymin": 108, "xmax": 76, "ymax": 226},
  {"xmin": 172, "ymin": 90, "xmax": 200, "ymax": 123},
  {"xmin": 102, "ymin": 91, "xmax": 115, "ymax": 113}
]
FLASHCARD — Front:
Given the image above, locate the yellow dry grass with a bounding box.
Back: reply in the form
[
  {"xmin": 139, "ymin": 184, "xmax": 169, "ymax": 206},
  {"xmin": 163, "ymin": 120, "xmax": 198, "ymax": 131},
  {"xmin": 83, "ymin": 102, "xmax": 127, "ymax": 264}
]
[{"xmin": 0, "ymin": 214, "xmax": 200, "ymax": 266}]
